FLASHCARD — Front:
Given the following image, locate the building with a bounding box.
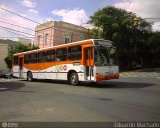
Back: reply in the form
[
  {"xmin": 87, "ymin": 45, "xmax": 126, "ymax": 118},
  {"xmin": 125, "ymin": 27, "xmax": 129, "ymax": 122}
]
[
  {"xmin": 0, "ymin": 43, "xmax": 9, "ymax": 72},
  {"xmin": 34, "ymin": 21, "xmax": 92, "ymax": 48},
  {"xmin": 0, "ymin": 39, "xmax": 20, "ymax": 72},
  {"xmin": 0, "ymin": 43, "xmax": 17, "ymax": 72}
]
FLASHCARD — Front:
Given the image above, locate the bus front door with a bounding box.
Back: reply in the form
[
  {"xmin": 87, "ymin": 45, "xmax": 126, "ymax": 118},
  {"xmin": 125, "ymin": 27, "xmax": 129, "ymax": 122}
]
[
  {"xmin": 19, "ymin": 57, "xmax": 24, "ymax": 78},
  {"xmin": 84, "ymin": 47, "xmax": 94, "ymax": 80}
]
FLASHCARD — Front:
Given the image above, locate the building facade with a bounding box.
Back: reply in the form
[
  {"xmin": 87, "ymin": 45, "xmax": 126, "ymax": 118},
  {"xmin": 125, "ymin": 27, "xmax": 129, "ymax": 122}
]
[
  {"xmin": 0, "ymin": 39, "xmax": 20, "ymax": 72},
  {"xmin": 0, "ymin": 44, "xmax": 9, "ymax": 72},
  {"xmin": 17, "ymin": 37, "xmax": 32, "ymax": 46},
  {"xmin": 34, "ymin": 21, "xmax": 92, "ymax": 48}
]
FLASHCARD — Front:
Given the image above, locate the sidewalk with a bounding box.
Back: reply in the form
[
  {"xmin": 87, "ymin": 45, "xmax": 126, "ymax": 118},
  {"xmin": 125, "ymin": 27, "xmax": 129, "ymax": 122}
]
[
  {"xmin": 134, "ymin": 68, "xmax": 160, "ymax": 73},
  {"xmin": 120, "ymin": 68, "xmax": 160, "ymax": 73}
]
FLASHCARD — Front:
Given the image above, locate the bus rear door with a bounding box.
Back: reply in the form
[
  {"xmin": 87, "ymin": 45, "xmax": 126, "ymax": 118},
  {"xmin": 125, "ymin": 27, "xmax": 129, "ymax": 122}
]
[{"xmin": 18, "ymin": 56, "xmax": 24, "ymax": 78}]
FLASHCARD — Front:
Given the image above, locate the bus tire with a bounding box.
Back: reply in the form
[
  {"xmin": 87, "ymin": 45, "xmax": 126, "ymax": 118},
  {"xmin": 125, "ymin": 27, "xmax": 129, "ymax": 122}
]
[
  {"xmin": 27, "ymin": 72, "xmax": 33, "ymax": 81},
  {"xmin": 69, "ymin": 72, "xmax": 79, "ymax": 86}
]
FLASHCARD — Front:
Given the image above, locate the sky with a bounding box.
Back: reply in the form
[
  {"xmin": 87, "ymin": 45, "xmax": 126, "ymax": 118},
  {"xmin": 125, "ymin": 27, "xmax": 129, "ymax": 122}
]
[{"xmin": 0, "ymin": 0, "xmax": 160, "ymax": 41}]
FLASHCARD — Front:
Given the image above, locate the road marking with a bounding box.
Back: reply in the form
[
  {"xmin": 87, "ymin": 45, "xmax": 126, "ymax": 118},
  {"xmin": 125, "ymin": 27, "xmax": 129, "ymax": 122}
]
[{"xmin": 0, "ymin": 87, "xmax": 8, "ymax": 90}]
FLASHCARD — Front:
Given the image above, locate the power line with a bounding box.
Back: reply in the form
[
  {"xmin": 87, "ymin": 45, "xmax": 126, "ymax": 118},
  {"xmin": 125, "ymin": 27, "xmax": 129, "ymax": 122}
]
[
  {"xmin": 0, "ymin": 6, "xmax": 90, "ymax": 41},
  {"xmin": 0, "ymin": 28, "xmax": 88, "ymax": 47},
  {"xmin": 0, "ymin": 24, "xmax": 90, "ymax": 47},
  {"xmin": 0, "ymin": 25, "xmax": 60, "ymax": 43},
  {"xmin": 0, "ymin": 27, "xmax": 34, "ymax": 39},
  {"xmin": 0, "ymin": 37, "xmax": 24, "ymax": 38},
  {"xmin": 0, "ymin": 25, "xmax": 63, "ymax": 42},
  {"xmin": 144, "ymin": 18, "xmax": 160, "ymax": 20},
  {"xmin": 0, "ymin": 26, "xmax": 59, "ymax": 43},
  {"xmin": 0, "ymin": 6, "xmax": 40, "ymax": 25},
  {"xmin": 0, "ymin": 6, "xmax": 91, "ymax": 35},
  {"xmin": 0, "ymin": 20, "xmax": 34, "ymax": 31},
  {"xmin": 0, "ymin": 25, "xmax": 90, "ymax": 46},
  {"xmin": 0, "ymin": 25, "xmax": 35, "ymax": 36}
]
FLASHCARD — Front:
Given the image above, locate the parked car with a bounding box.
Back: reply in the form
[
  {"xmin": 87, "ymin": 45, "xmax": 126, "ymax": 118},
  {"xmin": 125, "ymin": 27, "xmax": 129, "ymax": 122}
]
[
  {"xmin": 0, "ymin": 71, "xmax": 13, "ymax": 79},
  {"xmin": 0, "ymin": 70, "xmax": 5, "ymax": 78},
  {"xmin": 5, "ymin": 72, "xmax": 13, "ymax": 79}
]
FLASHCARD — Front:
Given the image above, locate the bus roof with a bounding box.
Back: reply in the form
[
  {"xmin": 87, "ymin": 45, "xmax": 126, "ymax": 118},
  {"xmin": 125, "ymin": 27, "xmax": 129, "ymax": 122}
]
[{"xmin": 13, "ymin": 39, "xmax": 113, "ymax": 56}]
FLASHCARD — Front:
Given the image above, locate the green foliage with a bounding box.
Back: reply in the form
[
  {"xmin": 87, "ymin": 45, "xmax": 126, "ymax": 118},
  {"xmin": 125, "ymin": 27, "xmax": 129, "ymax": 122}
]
[
  {"xmin": 147, "ymin": 32, "xmax": 160, "ymax": 48},
  {"xmin": 10, "ymin": 43, "xmax": 30, "ymax": 55},
  {"xmin": 31, "ymin": 45, "xmax": 39, "ymax": 50},
  {"xmin": 133, "ymin": 18, "xmax": 138, "ymax": 26},
  {"xmin": 90, "ymin": 6, "xmax": 153, "ymax": 69},
  {"xmin": 4, "ymin": 55, "xmax": 12, "ymax": 69},
  {"xmin": 146, "ymin": 32, "xmax": 160, "ymax": 67}
]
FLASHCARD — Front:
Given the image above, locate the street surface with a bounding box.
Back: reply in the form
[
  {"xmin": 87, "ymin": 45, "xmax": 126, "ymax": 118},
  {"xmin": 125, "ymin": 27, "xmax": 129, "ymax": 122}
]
[{"xmin": 0, "ymin": 70, "xmax": 160, "ymax": 122}]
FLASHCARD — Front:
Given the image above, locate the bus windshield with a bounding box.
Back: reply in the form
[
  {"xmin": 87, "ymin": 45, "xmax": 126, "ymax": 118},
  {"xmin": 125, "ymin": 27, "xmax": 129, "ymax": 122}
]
[{"xmin": 94, "ymin": 46, "xmax": 118, "ymax": 66}]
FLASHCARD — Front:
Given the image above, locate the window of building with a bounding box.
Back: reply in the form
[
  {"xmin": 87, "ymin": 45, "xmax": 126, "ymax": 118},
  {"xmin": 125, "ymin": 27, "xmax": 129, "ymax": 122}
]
[
  {"xmin": 64, "ymin": 34, "xmax": 71, "ymax": 44},
  {"xmin": 38, "ymin": 35, "xmax": 41, "ymax": 47},
  {"xmin": 56, "ymin": 48, "xmax": 67, "ymax": 61},
  {"xmin": 30, "ymin": 53, "xmax": 37, "ymax": 63},
  {"xmin": 45, "ymin": 33, "xmax": 48, "ymax": 45},
  {"xmin": 65, "ymin": 37, "xmax": 70, "ymax": 43},
  {"xmin": 80, "ymin": 35, "xmax": 85, "ymax": 41},
  {"xmin": 24, "ymin": 54, "xmax": 30, "ymax": 64},
  {"xmin": 68, "ymin": 45, "xmax": 82, "ymax": 60},
  {"xmin": 47, "ymin": 50, "xmax": 55, "ymax": 62},
  {"xmin": 13, "ymin": 56, "xmax": 18, "ymax": 65},
  {"xmin": 38, "ymin": 51, "xmax": 46, "ymax": 63}
]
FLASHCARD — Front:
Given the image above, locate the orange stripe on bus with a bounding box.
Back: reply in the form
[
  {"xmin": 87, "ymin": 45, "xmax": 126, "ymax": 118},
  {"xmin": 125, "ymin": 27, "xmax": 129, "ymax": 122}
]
[
  {"xmin": 96, "ymin": 73, "xmax": 119, "ymax": 82},
  {"xmin": 23, "ymin": 61, "xmax": 83, "ymax": 70}
]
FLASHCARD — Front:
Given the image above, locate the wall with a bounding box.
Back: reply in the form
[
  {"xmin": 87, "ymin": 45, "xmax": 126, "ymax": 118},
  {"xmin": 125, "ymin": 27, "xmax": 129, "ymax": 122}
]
[{"xmin": 0, "ymin": 44, "xmax": 9, "ymax": 72}]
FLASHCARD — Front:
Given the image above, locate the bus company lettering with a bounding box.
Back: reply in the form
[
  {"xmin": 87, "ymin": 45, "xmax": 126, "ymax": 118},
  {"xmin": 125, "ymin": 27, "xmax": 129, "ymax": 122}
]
[{"xmin": 55, "ymin": 65, "xmax": 67, "ymax": 71}]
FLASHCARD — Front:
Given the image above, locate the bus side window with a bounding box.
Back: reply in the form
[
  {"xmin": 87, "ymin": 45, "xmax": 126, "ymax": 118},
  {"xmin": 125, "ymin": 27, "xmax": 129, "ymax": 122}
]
[
  {"xmin": 13, "ymin": 56, "xmax": 18, "ymax": 65},
  {"xmin": 24, "ymin": 54, "xmax": 30, "ymax": 64},
  {"xmin": 47, "ymin": 50, "xmax": 55, "ymax": 62},
  {"xmin": 30, "ymin": 53, "xmax": 37, "ymax": 63},
  {"xmin": 56, "ymin": 48, "xmax": 67, "ymax": 61},
  {"xmin": 68, "ymin": 45, "xmax": 82, "ymax": 60},
  {"xmin": 38, "ymin": 51, "xmax": 46, "ymax": 63}
]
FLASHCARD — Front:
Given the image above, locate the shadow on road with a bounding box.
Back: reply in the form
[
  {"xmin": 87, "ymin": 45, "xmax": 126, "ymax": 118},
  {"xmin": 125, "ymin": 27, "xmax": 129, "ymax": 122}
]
[
  {"xmin": 0, "ymin": 82, "xmax": 25, "ymax": 92},
  {"xmin": 21, "ymin": 79, "xmax": 154, "ymax": 89},
  {"xmin": 20, "ymin": 79, "xmax": 68, "ymax": 84},
  {"xmin": 82, "ymin": 81, "xmax": 154, "ymax": 88}
]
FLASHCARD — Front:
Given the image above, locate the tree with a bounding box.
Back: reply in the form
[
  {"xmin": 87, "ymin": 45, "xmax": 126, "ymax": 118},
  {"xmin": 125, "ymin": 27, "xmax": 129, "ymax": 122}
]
[
  {"xmin": 4, "ymin": 43, "xmax": 39, "ymax": 69},
  {"xmin": 147, "ymin": 32, "xmax": 160, "ymax": 67},
  {"xmin": 89, "ymin": 6, "xmax": 152, "ymax": 69}
]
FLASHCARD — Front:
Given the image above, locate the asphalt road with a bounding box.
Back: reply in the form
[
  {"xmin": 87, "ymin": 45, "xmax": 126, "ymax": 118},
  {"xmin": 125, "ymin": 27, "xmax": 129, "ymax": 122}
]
[{"xmin": 0, "ymin": 72, "xmax": 160, "ymax": 122}]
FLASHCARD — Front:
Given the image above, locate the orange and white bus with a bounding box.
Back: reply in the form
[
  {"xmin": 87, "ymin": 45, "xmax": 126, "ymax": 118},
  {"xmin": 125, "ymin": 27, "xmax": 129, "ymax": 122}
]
[{"xmin": 12, "ymin": 39, "xmax": 119, "ymax": 85}]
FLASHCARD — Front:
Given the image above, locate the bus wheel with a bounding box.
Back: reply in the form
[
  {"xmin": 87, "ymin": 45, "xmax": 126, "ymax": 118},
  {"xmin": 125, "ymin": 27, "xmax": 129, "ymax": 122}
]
[
  {"xmin": 69, "ymin": 72, "xmax": 79, "ymax": 86},
  {"xmin": 27, "ymin": 72, "xmax": 33, "ymax": 81}
]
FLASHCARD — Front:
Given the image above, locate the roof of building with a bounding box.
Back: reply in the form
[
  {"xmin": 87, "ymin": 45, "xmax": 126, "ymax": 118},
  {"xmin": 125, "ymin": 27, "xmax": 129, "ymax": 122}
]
[{"xmin": 35, "ymin": 21, "xmax": 92, "ymax": 34}]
